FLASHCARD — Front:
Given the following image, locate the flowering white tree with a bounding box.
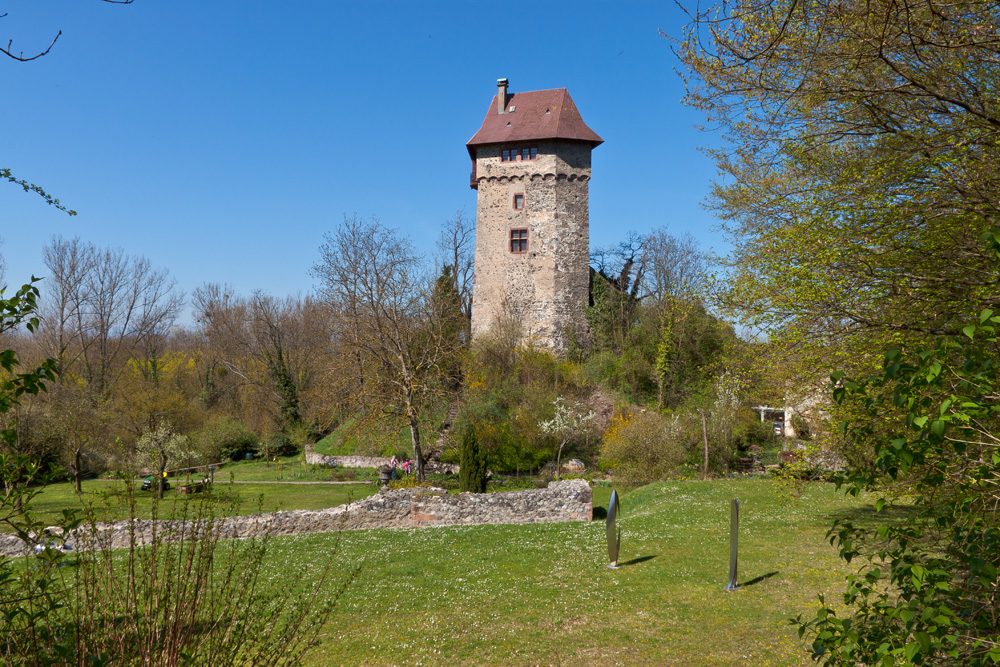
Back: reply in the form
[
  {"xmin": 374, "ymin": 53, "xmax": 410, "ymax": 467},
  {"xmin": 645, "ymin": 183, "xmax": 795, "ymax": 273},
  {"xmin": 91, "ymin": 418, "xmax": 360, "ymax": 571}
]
[
  {"xmin": 135, "ymin": 423, "xmax": 191, "ymax": 499},
  {"xmin": 539, "ymin": 396, "xmax": 595, "ymax": 480}
]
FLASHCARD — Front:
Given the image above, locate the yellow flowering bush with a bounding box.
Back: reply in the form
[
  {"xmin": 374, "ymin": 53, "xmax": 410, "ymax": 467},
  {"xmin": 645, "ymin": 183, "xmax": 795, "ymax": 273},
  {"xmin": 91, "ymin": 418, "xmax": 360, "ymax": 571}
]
[{"xmin": 599, "ymin": 410, "xmax": 686, "ymax": 484}]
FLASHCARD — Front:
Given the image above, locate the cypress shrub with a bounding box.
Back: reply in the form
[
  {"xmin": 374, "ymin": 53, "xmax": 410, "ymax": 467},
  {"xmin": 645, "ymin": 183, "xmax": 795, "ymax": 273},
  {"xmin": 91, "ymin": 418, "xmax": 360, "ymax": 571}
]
[{"xmin": 459, "ymin": 427, "xmax": 487, "ymax": 493}]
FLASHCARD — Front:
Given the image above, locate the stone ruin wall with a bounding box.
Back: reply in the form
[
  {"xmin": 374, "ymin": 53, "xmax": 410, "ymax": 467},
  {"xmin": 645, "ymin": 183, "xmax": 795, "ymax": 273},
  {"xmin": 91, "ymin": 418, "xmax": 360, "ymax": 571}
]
[
  {"xmin": 0, "ymin": 480, "xmax": 592, "ymax": 557},
  {"xmin": 471, "ymin": 141, "xmax": 592, "ymax": 354},
  {"xmin": 303, "ymin": 447, "xmax": 460, "ymax": 475}
]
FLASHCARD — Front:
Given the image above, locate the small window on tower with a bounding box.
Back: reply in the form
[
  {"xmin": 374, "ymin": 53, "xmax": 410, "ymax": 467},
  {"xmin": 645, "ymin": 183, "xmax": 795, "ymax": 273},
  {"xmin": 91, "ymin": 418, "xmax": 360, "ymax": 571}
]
[
  {"xmin": 510, "ymin": 228, "xmax": 528, "ymax": 253},
  {"xmin": 522, "ymin": 147, "xmax": 538, "ymax": 160},
  {"xmin": 513, "ymin": 193, "xmax": 524, "ymax": 210},
  {"xmin": 502, "ymin": 149, "xmax": 514, "ymax": 162}
]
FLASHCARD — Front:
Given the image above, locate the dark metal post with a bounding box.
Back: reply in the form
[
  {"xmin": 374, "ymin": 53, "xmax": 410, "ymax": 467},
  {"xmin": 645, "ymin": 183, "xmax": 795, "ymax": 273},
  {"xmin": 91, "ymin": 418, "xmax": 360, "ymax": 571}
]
[
  {"xmin": 606, "ymin": 489, "xmax": 621, "ymax": 569},
  {"xmin": 725, "ymin": 498, "xmax": 740, "ymax": 591}
]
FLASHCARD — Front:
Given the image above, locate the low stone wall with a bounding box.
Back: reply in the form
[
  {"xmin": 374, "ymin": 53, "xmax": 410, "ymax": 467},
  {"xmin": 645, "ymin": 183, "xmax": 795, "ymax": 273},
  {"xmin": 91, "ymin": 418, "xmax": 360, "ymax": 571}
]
[
  {"xmin": 304, "ymin": 446, "xmax": 459, "ymax": 474},
  {"xmin": 0, "ymin": 480, "xmax": 592, "ymax": 556}
]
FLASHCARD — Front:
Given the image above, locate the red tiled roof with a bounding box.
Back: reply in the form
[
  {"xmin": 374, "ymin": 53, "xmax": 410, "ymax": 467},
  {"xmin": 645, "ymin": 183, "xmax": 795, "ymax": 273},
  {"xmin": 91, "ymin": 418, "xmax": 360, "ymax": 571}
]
[{"xmin": 466, "ymin": 88, "xmax": 603, "ymax": 158}]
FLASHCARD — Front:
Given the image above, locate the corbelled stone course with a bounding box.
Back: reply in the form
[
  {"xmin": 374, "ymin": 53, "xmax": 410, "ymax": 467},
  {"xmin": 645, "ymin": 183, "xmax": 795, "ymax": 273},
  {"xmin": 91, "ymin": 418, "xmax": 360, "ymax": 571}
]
[{"xmin": 0, "ymin": 480, "xmax": 592, "ymax": 556}]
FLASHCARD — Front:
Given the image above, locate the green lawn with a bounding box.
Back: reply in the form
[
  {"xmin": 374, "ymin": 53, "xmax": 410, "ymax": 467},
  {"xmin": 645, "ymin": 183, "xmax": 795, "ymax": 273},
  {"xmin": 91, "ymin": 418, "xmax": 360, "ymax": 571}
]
[
  {"xmin": 257, "ymin": 478, "xmax": 865, "ymax": 667},
  {"xmin": 20, "ymin": 478, "xmax": 378, "ymax": 528},
  {"xmin": 211, "ymin": 456, "xmax": 376, "ymax": 482},
  {"xmin": 14, "ymin": 476, "xmax": 865, "ymax": 665}
]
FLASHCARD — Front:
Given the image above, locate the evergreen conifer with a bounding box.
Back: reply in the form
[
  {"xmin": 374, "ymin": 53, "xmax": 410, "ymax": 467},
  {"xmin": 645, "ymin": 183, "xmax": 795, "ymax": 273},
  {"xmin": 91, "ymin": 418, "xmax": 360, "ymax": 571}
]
[{"xmin": 459, "ymin": 427, "xmax": 487, "ymax": 493}]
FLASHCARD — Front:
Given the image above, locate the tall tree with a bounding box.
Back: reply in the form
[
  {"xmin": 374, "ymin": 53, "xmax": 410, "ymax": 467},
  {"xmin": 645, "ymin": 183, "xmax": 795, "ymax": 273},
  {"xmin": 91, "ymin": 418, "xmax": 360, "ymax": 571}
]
[
  {"xmin": 313, "ymin": 215, "xmax": 457, "ymax": 481},
  {"xmin": 435, "ymin": 209, "xmax": 475, "ymax": 326},
  {"xmin": 192, "ymin": 286, "xmax": 326, "ymax": 434},
  {"xmin": 677, "ymin": 0, "xmax": 1000, "ymax": 358},
  {"xmin": 36, "ymin": 237, "xmax": 182, "ymax": 487}
]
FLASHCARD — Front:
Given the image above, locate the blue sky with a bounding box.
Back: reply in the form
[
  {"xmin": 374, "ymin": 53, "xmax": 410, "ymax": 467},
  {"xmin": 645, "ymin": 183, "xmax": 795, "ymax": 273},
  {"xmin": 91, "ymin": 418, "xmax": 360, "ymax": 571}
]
[{"xmin": 1, "ymin": 1, "xmax": 724, "ymax": 320}]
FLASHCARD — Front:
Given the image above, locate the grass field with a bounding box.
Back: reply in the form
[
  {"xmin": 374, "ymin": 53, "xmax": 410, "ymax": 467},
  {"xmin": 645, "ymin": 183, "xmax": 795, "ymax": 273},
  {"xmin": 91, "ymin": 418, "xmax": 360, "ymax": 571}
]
[
  {"xmin": 13, "ymin": 475, "xmax": 866, "ymax": 665},
  {"xmin": 20, "ymin": 477, "xmax": 378, "ymax": 528},
  {"xmin": 241, "ymin": 478, "xmax": 868, "ymax": 667}
]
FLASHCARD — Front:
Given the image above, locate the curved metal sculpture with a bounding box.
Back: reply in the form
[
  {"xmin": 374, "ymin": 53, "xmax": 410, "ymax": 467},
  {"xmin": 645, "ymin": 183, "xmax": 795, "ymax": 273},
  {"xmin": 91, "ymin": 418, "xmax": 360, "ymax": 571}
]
[
  {"xmin": 606, "ymin": 489, "xmax": 621, "ymax": 569},
  {"xmin": 725, "ymin": 498, "xmax": 740, "ymax": 591}
]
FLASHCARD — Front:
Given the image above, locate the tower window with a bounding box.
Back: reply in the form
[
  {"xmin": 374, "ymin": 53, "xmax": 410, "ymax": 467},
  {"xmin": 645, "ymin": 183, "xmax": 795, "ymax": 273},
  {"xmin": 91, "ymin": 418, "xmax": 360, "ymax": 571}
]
[
  {"xmin": 513, "ymin": 193, "xmax": 524, "ymax": 210},
  {"xmin": 510, "ymin": 228, "xmax": 528, "ymax": 253},
  {"xmin": 501, "ymin": 146, "xmax": 538, "ymax": 162}
]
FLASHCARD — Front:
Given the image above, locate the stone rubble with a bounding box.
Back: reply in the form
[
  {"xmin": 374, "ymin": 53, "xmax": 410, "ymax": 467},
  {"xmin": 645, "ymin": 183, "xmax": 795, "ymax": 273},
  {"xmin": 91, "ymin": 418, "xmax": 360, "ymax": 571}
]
[{"xmin": 0, "ymin": 479, "xmax": 592, "ymax": 557}]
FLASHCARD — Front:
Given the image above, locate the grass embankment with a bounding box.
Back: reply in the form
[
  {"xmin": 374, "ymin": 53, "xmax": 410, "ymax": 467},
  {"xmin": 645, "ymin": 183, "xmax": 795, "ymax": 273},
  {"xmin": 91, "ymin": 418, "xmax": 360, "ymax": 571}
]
[
  {"xmin": 260, "ymin": 479, "xmax": 866, "ymax": 667},
  {"xmin": 314, "ymin": 401, "xmax": 453, "ymax": 458}
]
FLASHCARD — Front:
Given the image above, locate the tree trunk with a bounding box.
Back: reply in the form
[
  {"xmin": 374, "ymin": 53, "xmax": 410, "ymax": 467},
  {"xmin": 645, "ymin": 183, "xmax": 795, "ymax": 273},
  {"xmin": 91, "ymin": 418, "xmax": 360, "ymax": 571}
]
[
  {"xmin": 699, "ymin": 408, "xmax": 709, "ymax": 478},
  {"xmin": 409, "ymin": 418, "xmax": 424, "ymax": 482},
  {"xmin": 74, "ymin": 447, "xmax": 83, "ymax": 493},
  {"xmin": 556, "ymin": 438, "xmax": 567, "ymax": 481},
  {"xmin": 158, "ymin": 453, "xmax": 167, "ymax": 500}
]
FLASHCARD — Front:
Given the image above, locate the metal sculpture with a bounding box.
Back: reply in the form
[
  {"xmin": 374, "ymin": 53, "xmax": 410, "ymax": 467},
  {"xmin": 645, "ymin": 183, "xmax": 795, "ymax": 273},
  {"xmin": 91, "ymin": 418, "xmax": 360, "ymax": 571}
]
[
  {"xmin": 606, "ymin": 489, "xmax": 621, "ymax": 569},
  {"xmin": 725, "ymin": 498, "xmax": 740, "ymax": 591}
]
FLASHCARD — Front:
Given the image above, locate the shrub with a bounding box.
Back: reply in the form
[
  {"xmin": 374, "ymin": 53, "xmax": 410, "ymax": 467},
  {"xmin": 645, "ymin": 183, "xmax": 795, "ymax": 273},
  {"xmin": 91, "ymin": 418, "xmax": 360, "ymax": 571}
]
[
  {"xmin": 459, "ymin": 427, "xmax": 488, "ymax": 493},
  {"xmin": 193, "ymin": 418, "xmax": 259, "ymax": 462},
  {"xmin": 263, "ymin": 431, "xmax": 296, "ymax": 458},
  {"xmin": 599, "ymin": 410, "xmax": 686, "ymax": 484},
  {"xmin": 0, "ymin": 454, "xmax": 348, "ymax": 666}
]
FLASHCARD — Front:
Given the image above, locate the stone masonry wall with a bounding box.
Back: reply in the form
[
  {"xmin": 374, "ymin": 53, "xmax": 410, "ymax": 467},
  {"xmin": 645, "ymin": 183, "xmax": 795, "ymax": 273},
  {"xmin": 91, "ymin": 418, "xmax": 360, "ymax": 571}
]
[
  {"xmin": 471, "ymin": 141, "xmax": 592, "ymax": 354},
  {"xmin": 303, "ymin": 447, "xmax": 459, "ymax": 474},
  {"xmin": 0, "ymin": 480, "xmax": 591, "ymax": 557}
]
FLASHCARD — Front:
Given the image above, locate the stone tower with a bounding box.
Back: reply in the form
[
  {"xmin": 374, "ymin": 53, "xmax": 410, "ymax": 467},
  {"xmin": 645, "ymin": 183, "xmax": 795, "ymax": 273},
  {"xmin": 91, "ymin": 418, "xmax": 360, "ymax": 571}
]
[{"xmin": 466, "ymin": 79, "xmax": 603, "ymax": 354}]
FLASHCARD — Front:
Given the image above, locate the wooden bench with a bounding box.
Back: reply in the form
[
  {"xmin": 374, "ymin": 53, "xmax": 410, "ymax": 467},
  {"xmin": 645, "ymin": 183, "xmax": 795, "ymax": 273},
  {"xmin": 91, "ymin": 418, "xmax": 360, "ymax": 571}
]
[{"xmin": 177, "ymin": 480, "xmax": 209, "ymax": 494}]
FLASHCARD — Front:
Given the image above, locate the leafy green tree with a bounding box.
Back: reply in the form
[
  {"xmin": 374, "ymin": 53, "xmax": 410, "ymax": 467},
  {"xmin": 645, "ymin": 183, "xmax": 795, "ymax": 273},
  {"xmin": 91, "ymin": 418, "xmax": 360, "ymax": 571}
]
[
  {"xmin": 677, "ymin": 0, "xmax": 1000, "ymax": 362},
  {"xmin": 802, "ymin": 306, "xmax": 1000, "ymax": 666},
  {"xmin": 433, "ymin": 265, "xmax": 466, "ymax": 390}
]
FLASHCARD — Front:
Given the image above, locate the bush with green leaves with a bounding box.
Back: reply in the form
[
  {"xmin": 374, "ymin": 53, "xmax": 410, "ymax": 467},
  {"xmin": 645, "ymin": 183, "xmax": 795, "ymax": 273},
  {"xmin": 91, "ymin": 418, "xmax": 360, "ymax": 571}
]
[
  {"xmin": 800, "ymin": 311, "xmax": 1000, "ymax": 666},
  {"xmin": 599, "ymin": 410, "xmax": 687, "ymax": 484},
  {"xmin": 193, "ymin": 418, "xmax": 260, "ymax": 462},
  {"xmin": 263, "ymin": 431, "xmax": 297, "ymax": 458}
]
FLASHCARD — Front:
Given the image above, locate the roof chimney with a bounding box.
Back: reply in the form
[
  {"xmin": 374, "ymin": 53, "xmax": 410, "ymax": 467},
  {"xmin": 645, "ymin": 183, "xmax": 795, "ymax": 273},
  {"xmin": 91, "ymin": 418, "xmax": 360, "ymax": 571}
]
[{"xmin": 497, "ymin": 78, "xmax": 508, "ymax": 114}]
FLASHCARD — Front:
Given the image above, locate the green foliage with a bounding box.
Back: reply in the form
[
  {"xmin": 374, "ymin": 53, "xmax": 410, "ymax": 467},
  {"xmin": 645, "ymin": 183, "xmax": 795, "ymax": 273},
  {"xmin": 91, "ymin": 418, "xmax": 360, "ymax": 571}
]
[
  {"xmin": 0, "ymin": 457, "xmax": 348, "ymax": 666},
  {"xmin": 1, "ymin": 168, "xmax": 76, "ymax": 216},
  {"xmin": 263, "ymin": 431, "xmax": 296, "ymax": 458},
  {"xmin": 654, "ymin": 298, "xmax": 735, "ymax": 409},
  {"xmin": 263, "ymin": 348, "xmax": 302, "ymax": 430},
  {"xmin": 800, "ymin": 310, "xmax": 1000, "ymax": 666},
  {"xmin": 585, "ymin": 273, "xmax": 638, "ymax": 354},
  {"xmin": 193, "ymin": 418, "xmax": 260, "ymax": 462},
  {"xmin": 584, "ymin": 287, "xmax": 735, "ymax": 407},
  {"xmin": 0, "ymin": 281, "xmax": 57, "ymax": 448},
  {"xmin": 678, "ymin": 0, "xmax": 1000, "ymax": 368},
  {"xmin": 433, "ymin": 265, "xmax": 465, "ymax": 389},
  {"xmin": 790, "ymin": 413, "xmax": 811, "ymax": 441},
  {"xmin": 599, "ymin": 410, "xmax": 687, "ymax": 484},
  {"xmin": 459, "ymin": 339, "xmax": 593, "ymax": 474},
  {"xmin": 458, "ymin": 427, "xmax": 487, "ymax": 493}
]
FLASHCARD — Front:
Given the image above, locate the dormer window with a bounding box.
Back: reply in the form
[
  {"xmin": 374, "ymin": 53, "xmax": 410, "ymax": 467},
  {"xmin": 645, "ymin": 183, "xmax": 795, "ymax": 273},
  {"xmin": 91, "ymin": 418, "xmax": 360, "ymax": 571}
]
[{"xmin": 501, "ymin": 146, "xmax": 538, "ymax": 162}]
